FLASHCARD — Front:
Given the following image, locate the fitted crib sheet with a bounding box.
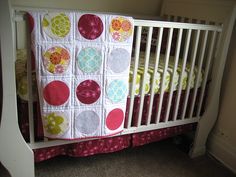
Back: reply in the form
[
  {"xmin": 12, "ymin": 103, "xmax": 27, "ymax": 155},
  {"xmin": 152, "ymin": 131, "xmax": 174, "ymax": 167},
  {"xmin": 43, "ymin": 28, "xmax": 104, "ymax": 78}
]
[{"xmin": 129, "ymin": 53, "xmax": 203, "ymax": 95}]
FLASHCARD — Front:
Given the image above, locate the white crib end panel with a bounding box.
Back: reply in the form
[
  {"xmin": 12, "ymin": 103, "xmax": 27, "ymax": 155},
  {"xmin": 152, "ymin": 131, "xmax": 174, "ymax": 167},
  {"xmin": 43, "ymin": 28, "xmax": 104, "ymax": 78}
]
[{"xmin": 0, "ymin": 1, "xmax": 35, "ymax": 177}]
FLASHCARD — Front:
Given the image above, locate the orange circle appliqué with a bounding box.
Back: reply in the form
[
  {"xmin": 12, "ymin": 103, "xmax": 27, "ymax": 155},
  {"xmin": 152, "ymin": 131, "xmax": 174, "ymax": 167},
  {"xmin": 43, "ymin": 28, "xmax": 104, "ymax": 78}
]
[
  {"xmin": 110, "ymin": 17, "xmax": 133, "ymax": 42},
  {"xmin": 43, "ymin": 46, "xmax": 70, "ymax": 74}
]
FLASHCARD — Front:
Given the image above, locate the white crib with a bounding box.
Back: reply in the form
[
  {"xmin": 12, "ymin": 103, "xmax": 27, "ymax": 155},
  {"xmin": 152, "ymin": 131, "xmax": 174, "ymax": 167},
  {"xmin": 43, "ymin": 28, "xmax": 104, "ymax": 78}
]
[{"xmin": 0, "ymin": 0, "xmax": 235, "ymax": 176}]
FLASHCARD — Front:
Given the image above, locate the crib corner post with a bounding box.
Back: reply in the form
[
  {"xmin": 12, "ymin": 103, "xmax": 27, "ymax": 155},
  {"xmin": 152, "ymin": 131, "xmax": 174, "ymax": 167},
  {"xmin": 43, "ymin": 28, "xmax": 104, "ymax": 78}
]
[
  {"xmin": 190, "ymin": 5, "xmax": 236, "ymax": 158},
  {"xmin": 189, "ymin": 120, "xmax": 211, "ymax": 158},
  {"xmin": 189, "ymin": 54, "xmax": 222, "ymax": 158}
]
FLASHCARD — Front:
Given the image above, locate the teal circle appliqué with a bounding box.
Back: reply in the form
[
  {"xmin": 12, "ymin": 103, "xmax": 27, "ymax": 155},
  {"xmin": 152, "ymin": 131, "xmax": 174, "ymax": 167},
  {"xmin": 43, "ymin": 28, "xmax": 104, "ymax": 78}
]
[
  {"xmin": 107, "ymin": 80, "xmax": 128, "ymax": 103},
  {"xmin": 77, "ymin": 47, "xmax": 102, "ymax": 73}
]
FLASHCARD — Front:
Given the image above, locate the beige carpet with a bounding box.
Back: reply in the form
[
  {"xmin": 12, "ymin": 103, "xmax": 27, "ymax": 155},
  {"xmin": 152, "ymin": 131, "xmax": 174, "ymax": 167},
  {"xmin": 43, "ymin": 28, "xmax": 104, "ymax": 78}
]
[{"xmin": 0, "ymin": 139, "xmax": 235, "ymax": 177}]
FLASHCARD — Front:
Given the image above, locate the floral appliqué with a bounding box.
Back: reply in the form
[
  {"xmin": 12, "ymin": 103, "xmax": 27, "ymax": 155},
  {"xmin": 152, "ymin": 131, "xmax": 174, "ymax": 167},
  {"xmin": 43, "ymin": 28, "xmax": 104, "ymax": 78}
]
[
  {"xmin": 43, "ymin": 46, "xmax": 70, "ymax": 74},
  {"xmin": 111, "ymin": 19, "xmax": 121, "ymax": 31},
  {"xmin": 42, "ymin": 13, "xmax": 71, "ymax": 38},
  {"xmin": 110, "ymin": 17, "xmax": 133, "ymax": 42},
  {"xmin": 43, "ymin": 113, "xmax": 68, "ymax": 135}
]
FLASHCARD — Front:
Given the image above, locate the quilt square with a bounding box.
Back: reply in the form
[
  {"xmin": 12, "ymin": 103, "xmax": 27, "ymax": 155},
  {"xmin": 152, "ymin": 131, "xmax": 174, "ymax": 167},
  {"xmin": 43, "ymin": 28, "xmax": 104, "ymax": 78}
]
[
  {"xmin": 74, "ymin": 107, "xmax": 102, "ymax": 138},
  {"xmin": 106, "ymin": 45, "xmax": 132, "ymax": 76},
  {"xmin": 107, "ymin": 15, "xmax": 134, "ymax": 44},
  {"xmin": 103, "ymin": 105, "xmax": 126, "ymax": 135},
  {"xmin": 74, "ymin": 76, "xmax": 102, "ymax": 106},
  {"xmin": 40, "ymin": 44, "xmax": 74, "ymax": 76},
  {"xmin": 75, "ymin": 44, "xmax": 105, "ymax": 75},
  {"xmin": 40, "ymin": 12, "xmax": 74, "ymax": 42},
  {"xmin": 105, "ymin": 76, "xmax": 129, "ymax": 105},
  {"xmin": 75, "ymin": 13, "xmax": 105, "ymax": 43},
  {"xmin": 42, "ymin": 109, "xmax": 72, "ymax": 139},
  {"xmin": 40, "ymin": 77, "xmax": 71, "ymax": 108}
]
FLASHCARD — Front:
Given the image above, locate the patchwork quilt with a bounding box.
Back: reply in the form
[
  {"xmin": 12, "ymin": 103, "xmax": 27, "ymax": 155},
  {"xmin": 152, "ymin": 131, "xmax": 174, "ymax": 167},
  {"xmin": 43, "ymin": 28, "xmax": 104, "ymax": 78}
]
[{"xmin": 28, "ymin": 11, "xmax": 134, "ymax": 139}]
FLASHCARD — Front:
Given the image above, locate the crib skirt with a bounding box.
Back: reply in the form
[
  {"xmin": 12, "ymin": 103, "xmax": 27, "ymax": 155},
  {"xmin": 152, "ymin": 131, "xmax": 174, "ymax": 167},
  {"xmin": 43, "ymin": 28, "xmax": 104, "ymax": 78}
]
[{"xmin": 34, "ymin": 124, "xmax": 196, "ymax": 162}]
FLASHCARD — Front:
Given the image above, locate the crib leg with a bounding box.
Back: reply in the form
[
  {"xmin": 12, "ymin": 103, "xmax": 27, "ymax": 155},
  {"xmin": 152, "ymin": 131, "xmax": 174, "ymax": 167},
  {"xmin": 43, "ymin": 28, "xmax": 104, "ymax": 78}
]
[
  {"xmin": 0, "ymin": 131, "xmax": 35, "ymax": 177},
  {"xmin": 189, "ymin": 92, "xmax": 219, "ymax": 158},
  {"xmin": 189, "ymin": 116, "xmax": 215, "ymax": 158}
]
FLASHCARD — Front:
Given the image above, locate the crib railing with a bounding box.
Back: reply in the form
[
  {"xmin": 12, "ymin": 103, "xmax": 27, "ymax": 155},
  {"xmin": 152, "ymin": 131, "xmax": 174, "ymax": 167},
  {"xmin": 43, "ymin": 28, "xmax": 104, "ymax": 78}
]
[
  {"xmin": 13, "ymin": 10, "xmax": 222, "ymax": 149},
  {"xmin": 124, "ymin": 19, "xmax": 221, "ymax": 134}
]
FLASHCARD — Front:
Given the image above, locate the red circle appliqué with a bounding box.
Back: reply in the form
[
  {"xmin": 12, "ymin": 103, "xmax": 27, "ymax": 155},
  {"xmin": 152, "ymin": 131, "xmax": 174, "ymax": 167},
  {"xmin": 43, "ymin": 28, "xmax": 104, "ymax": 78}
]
[
  {"xmin": 43, "ymin": 81, "xmax": 70, "ymax": 106},
  {"xmin": 78, "ymin": 14, "xmax": 103, "ymax": 40},
  {"xmin": 76, "ymin": 80, "xmax": 101, "ymax": 104},
  {"xmin": 106, "ymin": 109, "xmax": 124, "ymax": 131}
]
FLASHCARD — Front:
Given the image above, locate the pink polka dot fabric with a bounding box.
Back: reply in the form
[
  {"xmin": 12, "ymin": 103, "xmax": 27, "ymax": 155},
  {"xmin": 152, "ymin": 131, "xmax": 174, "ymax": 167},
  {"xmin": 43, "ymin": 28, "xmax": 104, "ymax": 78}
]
[
  {"xmin": 33, "ymin": 124, "xmax": 196, "ymax": 162},
  {"xmin": 76, "ymin": 80, "xmax": 101, "ymax": 104},
  {"xmin": 29, "ymin": 10, "xmax": 134, "ymax": 139}
]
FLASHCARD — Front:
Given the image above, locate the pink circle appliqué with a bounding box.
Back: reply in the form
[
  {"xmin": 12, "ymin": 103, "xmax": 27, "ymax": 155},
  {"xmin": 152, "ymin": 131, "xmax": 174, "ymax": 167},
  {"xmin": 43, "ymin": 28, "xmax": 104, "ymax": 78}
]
[
  {"xmin": 78, "ymin": 14, "xmax": 103, "ymax": 40},
  {"xmin": 43, "ymin": 80, "xmax": 70, "ymax": 106},
  {"xmin": 106, "ymin": 109, "xmax": 124, "ymax": 131},
  {"xmin": 76, "ymin": 80, "xmax": 101, "ymax": 104}
]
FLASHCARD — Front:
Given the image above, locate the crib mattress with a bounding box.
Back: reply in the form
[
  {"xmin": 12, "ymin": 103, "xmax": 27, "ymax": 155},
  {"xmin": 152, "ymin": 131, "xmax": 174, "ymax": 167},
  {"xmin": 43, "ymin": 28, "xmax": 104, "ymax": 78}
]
[{"xmin": 129, "ymin": 53, "xmax": 203, "ymax": 95}]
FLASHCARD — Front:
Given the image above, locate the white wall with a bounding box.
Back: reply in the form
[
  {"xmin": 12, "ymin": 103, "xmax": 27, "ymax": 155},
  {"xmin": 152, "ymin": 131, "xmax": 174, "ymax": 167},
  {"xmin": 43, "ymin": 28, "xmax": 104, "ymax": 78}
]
[
  {"xmin": 11, "ymin": 0, "xmax": 162, "ymax": 17},
  {"xmin": 12, "ymin": 0, "xmax": 163, "ymax": 49},
  {"xmin": 208, "ymin": 23, "xmax": 236, "ymax": 173}
]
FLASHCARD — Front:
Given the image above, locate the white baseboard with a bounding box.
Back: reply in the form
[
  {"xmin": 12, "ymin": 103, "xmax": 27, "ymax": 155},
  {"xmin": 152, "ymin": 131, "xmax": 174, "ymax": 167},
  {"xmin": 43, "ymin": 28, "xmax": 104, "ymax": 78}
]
[{"xmin": 208, "ymin": 133, "xmax": 236, "ymax": 174}]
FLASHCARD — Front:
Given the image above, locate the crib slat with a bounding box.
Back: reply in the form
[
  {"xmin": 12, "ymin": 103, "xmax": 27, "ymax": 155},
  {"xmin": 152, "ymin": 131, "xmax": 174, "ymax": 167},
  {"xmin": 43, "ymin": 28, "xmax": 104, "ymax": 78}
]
[
  {"xmin": 189, "ymin": 31, "xmax": 209, "ymax": 118},
  {"xmin": 147, "ymin": 27, "xmax": 164, "ymax": 125},
  {"xmin": 137, "ymin": 27, "xmax": 153, "ymax": 127},
  {"xmin": 164, "ymin": 28, "xmax": 183, "ymax": 121},
  {"xmin": 173, "ymin": 29, "xmax": 192, "ymax": 121},
  {"xmin": 26, "ymin": 18, "xmax": 35, "ymax": 143},
  {"xmin": 155, "ymin": 28, "xmax": 173, "ymax": 123},
  {"xmin": 197, "ymin": 31, "xmax": 217, "ymax": 117},
  {"xmin": 181, "ymin": 30, "xmax": 201, "ymax": 119},
  {"xmin": 127, "ymin": 26, "xmax": 142, "ymax": 128}
]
